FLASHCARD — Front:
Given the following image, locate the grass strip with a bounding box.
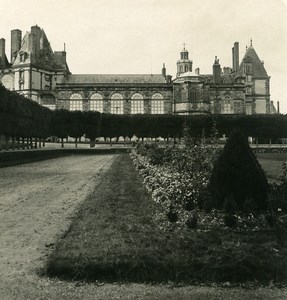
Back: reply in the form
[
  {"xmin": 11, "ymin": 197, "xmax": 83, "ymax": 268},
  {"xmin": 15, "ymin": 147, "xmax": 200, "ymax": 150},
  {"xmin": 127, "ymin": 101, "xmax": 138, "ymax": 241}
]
[{"xmin": 45, "ymin": 154, "xmax": 287, "ymax": 284}]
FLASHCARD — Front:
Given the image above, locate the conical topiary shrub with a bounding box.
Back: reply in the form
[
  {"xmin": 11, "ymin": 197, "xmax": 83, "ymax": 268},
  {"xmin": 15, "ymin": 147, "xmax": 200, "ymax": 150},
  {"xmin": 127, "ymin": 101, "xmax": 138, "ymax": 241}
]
[{"xmin": 208, "ymin": 130, "xmax": 269, "ymax": 212}]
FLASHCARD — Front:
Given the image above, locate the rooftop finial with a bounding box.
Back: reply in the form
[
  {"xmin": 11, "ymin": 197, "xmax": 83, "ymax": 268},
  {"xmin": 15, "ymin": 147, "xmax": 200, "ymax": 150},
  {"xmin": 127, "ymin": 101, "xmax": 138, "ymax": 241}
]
[
  {"xmin": 250, "ymin": 38, "xmax": 253, "ymax": 46},
  {"xmin": 183, "ymin": 42, "xmax": 186, "ymax": 50},
  {"xmin": 64, "ymin": 43, "xmax": 66, "ymax": 52}
]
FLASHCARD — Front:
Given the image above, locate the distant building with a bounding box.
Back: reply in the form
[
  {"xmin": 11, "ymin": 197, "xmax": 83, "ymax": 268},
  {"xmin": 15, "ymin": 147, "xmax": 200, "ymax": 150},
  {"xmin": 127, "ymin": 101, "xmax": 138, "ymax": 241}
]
[{"xmin": 0, "ymin": 25, "xmax": 277, "ymax": 115}]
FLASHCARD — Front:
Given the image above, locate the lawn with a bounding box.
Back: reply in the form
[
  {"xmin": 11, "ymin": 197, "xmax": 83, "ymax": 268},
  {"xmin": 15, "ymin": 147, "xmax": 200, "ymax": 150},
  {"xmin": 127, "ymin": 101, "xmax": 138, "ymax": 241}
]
[
  {"xmin": 45, "ymin": 153, "xmax": 287, "ymax": 284},
  {"xmin": 257, "ymin": 152, "xmax": 287, "ymax": 182}
]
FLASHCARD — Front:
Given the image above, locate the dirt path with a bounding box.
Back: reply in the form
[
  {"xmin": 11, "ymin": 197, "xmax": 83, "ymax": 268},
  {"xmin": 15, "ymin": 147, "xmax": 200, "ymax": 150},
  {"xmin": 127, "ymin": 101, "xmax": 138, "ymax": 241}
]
[
  {"xmin": 0, "ymin": 154, "xmax": 117, "ymax": 299},
  {"xmin": 0, "ymin": 154, "xmax": 287, "ymax": 299}
]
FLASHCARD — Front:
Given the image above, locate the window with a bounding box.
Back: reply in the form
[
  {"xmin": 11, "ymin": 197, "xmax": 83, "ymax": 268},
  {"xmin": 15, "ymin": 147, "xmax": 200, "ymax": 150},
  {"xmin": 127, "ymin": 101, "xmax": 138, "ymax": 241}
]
[
  {"xmin": 245, "ymin": 64, "xmax": 251, "ymax": 74},
  {"xmin": 111, "ymin": 93, "xmax": 124, "ymax": 114},
  {"xmin": 19, "ymin": 70, "xmax": 24, "ymax": 90},
  {"xmin": 20, "ymin": 52, "xmax": 26, "ymax": 62},
  {"xmin": 131, "ymin": 93, "xmax": 144, "ymax": 114},
  {"xmin": 190, "ymin": 89, "xmax": 198, "ymax": 103},
  {"xmin": 70, "ymin": 93, "xmax": 83, "ymax": 111},
  {"xmin": 185, "ymin": 65, "xmax": 188, "ymax": 72},
  {"xmin": 70, "ymin": 93, "xmax": 82, "ymax": 99},
  {"xmin": 90, "ymin": 93, "xmax": 103, "ymax": 112},
  {"xmin": 223, "ymin": 100, "xmax": 232, "ymax": 114},
  {"xmin": 151, "ymin": 93, "xmax": 164, "ymax": 114},
  {"xmin": 70, "ymin": 100, "xmax": 83, "ymax": 111}
]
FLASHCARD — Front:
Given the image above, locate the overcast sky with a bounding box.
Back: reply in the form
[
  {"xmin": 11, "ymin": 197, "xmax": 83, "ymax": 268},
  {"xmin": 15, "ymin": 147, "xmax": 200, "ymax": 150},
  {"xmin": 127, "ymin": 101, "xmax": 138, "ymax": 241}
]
[{"xmin": 0, "ymin": 0, "xmax": 286, "ymax": 112}]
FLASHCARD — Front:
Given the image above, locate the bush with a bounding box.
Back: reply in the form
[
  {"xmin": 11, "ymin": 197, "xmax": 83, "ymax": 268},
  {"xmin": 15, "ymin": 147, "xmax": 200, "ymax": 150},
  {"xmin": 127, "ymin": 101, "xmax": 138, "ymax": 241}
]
[
  {"xmin": 224, "ymin": 214, "xmax": 237, "ymax": 228},
  {"xmin": 186, "ymin": 214, "xmax": 198, "ymax": 229},
  {"xmin": 223, "ymin": 195, "xmax": 238, "ymax": 214},
  {"xmin": 209, "ymin": 130, "xmax": 269, "ymax": 212}
]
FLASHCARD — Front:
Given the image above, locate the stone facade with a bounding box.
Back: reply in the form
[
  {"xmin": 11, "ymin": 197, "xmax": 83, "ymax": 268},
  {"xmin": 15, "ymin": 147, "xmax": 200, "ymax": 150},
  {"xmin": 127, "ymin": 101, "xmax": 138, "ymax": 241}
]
[{"xmin": 0, "ymin": 26, "xmax": 276, "ymax": 115}]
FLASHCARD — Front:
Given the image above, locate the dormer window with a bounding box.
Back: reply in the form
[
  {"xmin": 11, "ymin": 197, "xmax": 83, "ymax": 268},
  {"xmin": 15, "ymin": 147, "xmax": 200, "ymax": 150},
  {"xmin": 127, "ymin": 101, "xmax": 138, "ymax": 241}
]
[
  {"xmin": 19, "ymin": 52, "xmax": 27, "ymax": 63},
  {"xmin": 245, "ymin": 64, "xmax": 252, "ymax": 74}
]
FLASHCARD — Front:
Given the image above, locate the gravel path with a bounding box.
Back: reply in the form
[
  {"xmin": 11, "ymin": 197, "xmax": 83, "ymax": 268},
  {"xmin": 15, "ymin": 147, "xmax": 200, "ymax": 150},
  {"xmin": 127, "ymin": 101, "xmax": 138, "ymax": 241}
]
[
  {"xmin": 0, "ymin": 154, "xmax": 117, "ymax": 299},
  {"xmin": 0, "ymin": 154, "xmax": 286, "ymax": 299}
]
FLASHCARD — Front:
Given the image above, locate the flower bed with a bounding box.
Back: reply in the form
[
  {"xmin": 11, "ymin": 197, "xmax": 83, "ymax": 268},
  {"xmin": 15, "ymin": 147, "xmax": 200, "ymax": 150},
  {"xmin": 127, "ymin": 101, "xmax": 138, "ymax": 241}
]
[{"xmin": 131, "ymin": 142, "xmax": 286, "ymax": 231}]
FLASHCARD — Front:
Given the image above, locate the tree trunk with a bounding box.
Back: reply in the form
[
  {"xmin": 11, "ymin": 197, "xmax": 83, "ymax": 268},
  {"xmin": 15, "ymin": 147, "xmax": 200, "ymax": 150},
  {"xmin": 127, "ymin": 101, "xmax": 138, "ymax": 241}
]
[
  {"xmin": 0, "ymin": 135, "xmax": 4, "ymax": 151},
  {"xmin": 90, "ymin": 138, "xmax": 95, "ymax": 148},
  {"xmin": 75, "ymin": 137, "xmax": 78, "ymax": 148},
  {"xmin": 11, "ymin": 136, "xmax": 15, "ymax": 150},
  {"xmin": 34, "ymin": 137, "xmax": 38, "ymax": 149},
  {"xmin": 21, "ymin": 137, "xmax": 25, "ymax": 150},
  {"xmin": 42, "ymin": 139, "xmax": 45, "ymax": 147},
  {"xmin": 16, "ymin": 137, "xmax": 20, "ymax": 150},
  {"xmin": 61, "ymin": 138, "xmax": 64, "ymax": 148},
  {"xmin": 5, "ymin": 136, "xmax": 9, "ymax": 151},
  {"xmin": 30, "ymin": 137, "xmax": 33, "ymax": 149},
  {"xmin": 39, "ymin": 138, "xmax": 42, "ymax": 148}
]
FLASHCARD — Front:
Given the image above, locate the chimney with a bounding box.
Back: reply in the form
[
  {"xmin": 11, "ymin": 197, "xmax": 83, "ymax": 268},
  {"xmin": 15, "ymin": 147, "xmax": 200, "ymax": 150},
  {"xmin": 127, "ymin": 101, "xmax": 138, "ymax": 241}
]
[
  {"xmin": 162, "ymin": 63, "xmax": 166, "ymax": 77},
  {"xmin": 30, "ymin": 25, "xmax": 41, "ymax": 59},
  {"xmin": 0, "ymin": 38, "xmax": 6, "ymax": 68},
  {"xmin": 11, "ymin": 29, "xmax": 22, "ymax": 63},
  {"xmin": 277, "ymin": 101, "xmax": 280, "ymax": 114},
  {"xmin": 232, "ymin": 46, "xmax": 234, "ymax": 72},
  {"xmin": 213, "ymin": 56, "xmax": 221, "ymax": 84},
  {"xmin": 233, "ymin": 42, "xmax": 239, "ymax": 74},
  {"xmin": 54, "ymin": 51, "xmax": 67, "ymax": 66}
]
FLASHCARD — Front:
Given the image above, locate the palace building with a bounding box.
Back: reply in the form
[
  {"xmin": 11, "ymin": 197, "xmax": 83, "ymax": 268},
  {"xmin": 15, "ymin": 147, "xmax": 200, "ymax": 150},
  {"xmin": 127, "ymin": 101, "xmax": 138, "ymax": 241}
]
[{"xmin": 0, "ymin": 25, "xmax": 276, "ymax": 115}]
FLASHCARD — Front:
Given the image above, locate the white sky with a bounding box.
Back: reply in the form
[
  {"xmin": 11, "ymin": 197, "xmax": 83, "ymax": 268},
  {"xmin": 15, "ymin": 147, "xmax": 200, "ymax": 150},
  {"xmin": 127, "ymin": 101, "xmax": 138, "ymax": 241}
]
[{"xmin": 0, "ymin": 0, "xmax": 287, "ymax": 112}]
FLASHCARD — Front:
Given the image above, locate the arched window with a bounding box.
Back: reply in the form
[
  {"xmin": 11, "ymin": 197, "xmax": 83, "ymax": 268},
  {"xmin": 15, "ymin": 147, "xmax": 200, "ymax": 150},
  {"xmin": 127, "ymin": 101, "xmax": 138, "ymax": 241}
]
[
  {"xmin": 42, "ymin": 94, "xmax": 56, "ymax": 110},
  {"xmin": 185, "ymin": 65, "xmax": 188, "ymax": 72},
  {"xmin": 131, "ymin": 93, "xmax": 144, "ymax": 114},
  {"xmin": 180, "ymin": 65, "xmax": 183, "ymax": 73},
  {"xmin": 70, "ymin": 93, "xmax": 83, "ymax": 111},
  {"xmin": 190, "ymin": 89, "xmax": 198, "ymax": 103},
  {"xmin": 111, "ymin": 93, "xmax": 124, "ymax": 114},
  {"xmin": 151, "ymin": 93, "xmax": 164, "ymax": 114},
  {"xmin": 90, "ymin": 93, "xmax": 103, "ymax": 112}
]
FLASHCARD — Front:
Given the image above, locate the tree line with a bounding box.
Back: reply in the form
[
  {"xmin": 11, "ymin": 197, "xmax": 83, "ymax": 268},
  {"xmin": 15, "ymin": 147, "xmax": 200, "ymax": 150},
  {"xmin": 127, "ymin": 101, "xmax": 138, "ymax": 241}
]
[{"xmin": 1, "ymin": 84, "xmax": 287, "ymax": 149}]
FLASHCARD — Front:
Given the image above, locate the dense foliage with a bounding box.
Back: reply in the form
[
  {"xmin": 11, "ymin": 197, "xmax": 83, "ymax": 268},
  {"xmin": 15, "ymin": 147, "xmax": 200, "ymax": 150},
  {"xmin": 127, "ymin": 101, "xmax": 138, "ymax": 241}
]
[{"xmin": 0, "ymin": 84, "xmax": 52, "ymax": 148}]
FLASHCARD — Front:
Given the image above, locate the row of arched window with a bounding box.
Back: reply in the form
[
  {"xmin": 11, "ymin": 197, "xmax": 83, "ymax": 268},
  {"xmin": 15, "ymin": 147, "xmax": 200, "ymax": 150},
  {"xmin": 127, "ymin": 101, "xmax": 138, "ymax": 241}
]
[
  {"xmin": 69, "ymin": 92, "xmax": 163, "ymax": 100},
  {"xmin": 69, "ymin": 92, "xmax": 165, "ymax": 114}
]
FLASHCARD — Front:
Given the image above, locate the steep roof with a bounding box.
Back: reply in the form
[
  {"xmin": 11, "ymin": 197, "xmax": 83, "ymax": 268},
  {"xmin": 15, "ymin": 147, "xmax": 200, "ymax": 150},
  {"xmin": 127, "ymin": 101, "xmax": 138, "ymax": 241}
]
[
  {"xmin": 12, "ymin": 27, "xmax": 69, "ymax": 72},
  {"xmin": 238, "ymin": 45, "xmax": 268, "ymax": 77},
  {"xmin": 0, "ymin": 54, "xmax": 10, "ymax": 68},
  {"xmin": 61, "ymin": 74, "xmax": 167, "ymax": 84}
]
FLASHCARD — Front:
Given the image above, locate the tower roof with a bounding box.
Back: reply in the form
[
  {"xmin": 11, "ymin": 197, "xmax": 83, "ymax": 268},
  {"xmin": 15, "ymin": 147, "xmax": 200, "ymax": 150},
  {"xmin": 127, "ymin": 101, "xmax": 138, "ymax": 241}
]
[{"xmin": 238, "ymin": 44, "xmax": 268, "ymax": 77}]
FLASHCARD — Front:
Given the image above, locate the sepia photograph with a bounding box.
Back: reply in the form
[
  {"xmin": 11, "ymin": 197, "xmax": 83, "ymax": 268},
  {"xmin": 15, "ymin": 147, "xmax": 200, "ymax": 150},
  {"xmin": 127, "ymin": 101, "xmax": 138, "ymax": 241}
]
[{"xmin": 0, "ymin": 0, "xmax": 287, "ymax": 299}]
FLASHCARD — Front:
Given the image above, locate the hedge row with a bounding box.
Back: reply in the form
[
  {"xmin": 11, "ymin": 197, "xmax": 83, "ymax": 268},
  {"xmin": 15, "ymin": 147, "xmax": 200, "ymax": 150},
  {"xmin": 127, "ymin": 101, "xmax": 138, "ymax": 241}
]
[{"xmin": 1, "ymin": 84, "xmax": 287, "ymax": 145}]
